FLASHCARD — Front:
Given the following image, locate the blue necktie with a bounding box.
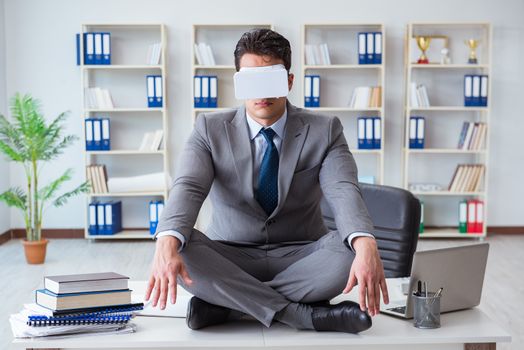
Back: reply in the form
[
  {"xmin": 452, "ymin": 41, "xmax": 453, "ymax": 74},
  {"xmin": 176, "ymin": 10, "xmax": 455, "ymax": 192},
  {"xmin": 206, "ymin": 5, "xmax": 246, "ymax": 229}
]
[{"xmin": 256, "ymin": 128, "xmax": 279, "ymax": 216}]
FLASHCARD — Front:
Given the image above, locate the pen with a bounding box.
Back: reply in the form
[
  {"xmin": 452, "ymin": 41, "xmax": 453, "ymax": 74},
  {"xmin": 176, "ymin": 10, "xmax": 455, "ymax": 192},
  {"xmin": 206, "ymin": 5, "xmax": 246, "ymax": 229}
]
[
  {"xmin": 417, "ymin": 280, "xmax": 422, "ymax": 296},
  {"xmin": 424, "ymin": 282, "xmax": 428, "ymax": 297},
  {"xmin": 434, "ymin": 287, "xmax": 443, "ymax": 298}
]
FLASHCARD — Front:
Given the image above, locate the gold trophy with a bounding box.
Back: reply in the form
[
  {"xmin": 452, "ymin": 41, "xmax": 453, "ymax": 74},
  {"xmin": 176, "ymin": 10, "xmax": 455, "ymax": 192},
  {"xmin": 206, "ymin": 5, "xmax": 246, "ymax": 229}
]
[
  {"xmin": 465, "ymin": 39, "xmax": 479, "ymax": 64},
  {"xmin": 416, "ymin": 36, "xmax": 431, "ymax": 64}
]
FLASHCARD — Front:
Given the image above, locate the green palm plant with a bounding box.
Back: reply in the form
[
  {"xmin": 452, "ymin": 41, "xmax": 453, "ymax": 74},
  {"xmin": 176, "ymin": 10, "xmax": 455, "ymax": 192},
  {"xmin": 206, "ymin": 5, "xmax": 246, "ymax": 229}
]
[{"xmin": 0, "ymin": 93, "xmax": 89, "ymax": 241}]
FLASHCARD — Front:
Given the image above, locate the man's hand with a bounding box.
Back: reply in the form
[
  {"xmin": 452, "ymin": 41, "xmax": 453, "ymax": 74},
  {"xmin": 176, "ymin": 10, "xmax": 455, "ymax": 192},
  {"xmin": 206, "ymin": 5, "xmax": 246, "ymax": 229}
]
[
  {"xmin": 145, "ymin": 236, "xmax": 193, "ymax": 310},
  {"xmin": 343, "ymin": 237, "xmax": 389, "ymax": 317}
]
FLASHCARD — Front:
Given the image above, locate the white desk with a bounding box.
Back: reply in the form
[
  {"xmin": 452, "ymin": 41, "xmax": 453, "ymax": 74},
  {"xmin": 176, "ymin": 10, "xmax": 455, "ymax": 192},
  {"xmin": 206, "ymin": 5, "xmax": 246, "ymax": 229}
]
[{"xmin": 13, "ymin": 281, "xmax": 511, "ymax": 350}]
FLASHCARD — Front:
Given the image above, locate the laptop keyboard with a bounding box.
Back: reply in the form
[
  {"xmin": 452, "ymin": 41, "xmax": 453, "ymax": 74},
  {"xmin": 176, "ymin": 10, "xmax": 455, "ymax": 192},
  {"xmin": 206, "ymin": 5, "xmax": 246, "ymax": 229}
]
[{"xmin": 387, "ymin": 306, "xmax": 406, "ymax": 314}]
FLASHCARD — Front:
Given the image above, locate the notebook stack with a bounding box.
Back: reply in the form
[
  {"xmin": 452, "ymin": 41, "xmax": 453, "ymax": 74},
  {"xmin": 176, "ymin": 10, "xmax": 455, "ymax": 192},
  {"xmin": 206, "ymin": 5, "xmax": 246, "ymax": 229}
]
[{"xmin": 10, "ymin": 272, "xmax": 142, "ymax": 338}]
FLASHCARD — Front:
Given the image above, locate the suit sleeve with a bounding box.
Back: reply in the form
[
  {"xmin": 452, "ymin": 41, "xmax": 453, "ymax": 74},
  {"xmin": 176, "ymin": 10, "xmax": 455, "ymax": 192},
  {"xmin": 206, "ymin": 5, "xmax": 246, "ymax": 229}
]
[
  {"xmin": 319, "ymin": 116, "xmax": 375, "ymax": 246},
  {"xmin": 153, "ymin": 114, "xmax": 214, "ymax": 248}
]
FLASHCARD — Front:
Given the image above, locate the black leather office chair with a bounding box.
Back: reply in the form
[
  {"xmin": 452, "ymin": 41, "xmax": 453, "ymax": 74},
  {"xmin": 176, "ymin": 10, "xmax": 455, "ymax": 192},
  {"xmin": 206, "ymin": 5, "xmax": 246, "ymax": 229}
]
[{"xmin": 321, "ymin": 183, "xmax": 421, "ymax": 278}]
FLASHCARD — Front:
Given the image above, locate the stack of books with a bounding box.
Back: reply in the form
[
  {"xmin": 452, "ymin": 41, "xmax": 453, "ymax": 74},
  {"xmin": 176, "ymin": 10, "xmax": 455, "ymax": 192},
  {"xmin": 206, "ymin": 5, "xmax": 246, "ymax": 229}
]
[
  {"xmin": 349, "ymin": 86, "xmax": 382, "ymax": 108},
  {"xmin": 86, "ymin": 164, "xmax": 108, "ymax": 193},
  {"xmin": 458, "ymin": 122, "xmax": 487, "ymax": 150},
  {"xmin": 410, "ymin": 82, "xmax": 430, "ymax": 108},
  {"xmin": 84, "ymin": 87, "xmax": 114, "ymax": 109},
  {"xmin": 448, "ymin": 164, "xmax": 485, "ymax": 193},
  {"xmin": 146, "ymin": 42, "xmax": 162, "ymax": 65},
  {"xmin": 194, "ymin": 42, "xmax": 216, "ymax": 66},
  {"xmin": 10, "ymin": 272, "xmax": 142, "ymax": 339},
  {"xmin": 139, "ymin": 130, "xmax": 164, "ymax": 151},
  {"xmin": 304, "ymin": 43, "xmax": 331, "ymax": 65}
]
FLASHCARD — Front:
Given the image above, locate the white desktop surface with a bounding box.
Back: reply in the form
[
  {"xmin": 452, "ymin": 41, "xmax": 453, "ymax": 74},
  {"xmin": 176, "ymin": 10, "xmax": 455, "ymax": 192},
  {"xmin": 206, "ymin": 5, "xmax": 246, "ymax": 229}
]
[{"xmin": 12, "ymin": 281, "xmax": 511, "ymax": 350}]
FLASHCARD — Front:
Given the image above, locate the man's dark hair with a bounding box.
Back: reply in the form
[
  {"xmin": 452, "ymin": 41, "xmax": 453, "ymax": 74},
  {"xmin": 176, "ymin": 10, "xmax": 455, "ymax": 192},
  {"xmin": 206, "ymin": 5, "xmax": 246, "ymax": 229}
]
[{"xmin": 234, "ymin": 28, "xmax": 292, "ymax": 72}]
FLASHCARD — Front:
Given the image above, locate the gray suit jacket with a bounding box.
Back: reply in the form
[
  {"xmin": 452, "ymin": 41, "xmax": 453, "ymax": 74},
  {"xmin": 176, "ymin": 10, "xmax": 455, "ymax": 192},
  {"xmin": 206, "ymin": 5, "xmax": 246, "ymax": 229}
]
[{"xmin": 155, "ymin": 102, "xmax": 374, "ymax": 248}]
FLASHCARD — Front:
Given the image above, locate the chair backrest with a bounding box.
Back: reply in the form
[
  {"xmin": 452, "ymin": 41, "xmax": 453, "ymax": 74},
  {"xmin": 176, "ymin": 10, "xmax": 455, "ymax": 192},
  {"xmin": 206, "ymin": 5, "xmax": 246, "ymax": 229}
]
[{"xmin": 321, "ymin": 183, "xmax": 420, "ymax": 278}]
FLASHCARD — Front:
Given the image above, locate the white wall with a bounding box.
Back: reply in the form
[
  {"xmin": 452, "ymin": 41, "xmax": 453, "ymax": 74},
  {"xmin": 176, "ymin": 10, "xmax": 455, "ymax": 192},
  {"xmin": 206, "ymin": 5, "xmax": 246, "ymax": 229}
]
[
  {"xmin": 3, "ymin": 0, "xmax": 523, "ymax": 229},
  {"xmin": 0, "ymin": 0, "xmax": 10, "ymax": 234}
]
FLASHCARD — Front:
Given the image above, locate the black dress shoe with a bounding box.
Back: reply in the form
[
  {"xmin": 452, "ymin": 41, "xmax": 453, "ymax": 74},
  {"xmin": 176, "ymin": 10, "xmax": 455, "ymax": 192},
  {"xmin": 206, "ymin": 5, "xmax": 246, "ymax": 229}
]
[
  {"xmin": 312, "ymin": 301, "xmax": 372, "ymax": 333},
  {"xmin": 186, "ymin": 297, "xmax": 232, "ymax": 330}
]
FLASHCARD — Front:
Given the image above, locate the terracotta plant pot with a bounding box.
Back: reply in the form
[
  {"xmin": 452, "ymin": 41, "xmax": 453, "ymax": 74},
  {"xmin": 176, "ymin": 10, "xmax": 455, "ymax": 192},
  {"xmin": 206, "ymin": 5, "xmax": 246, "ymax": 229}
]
[{"xmin": 22, "ymin": 239, "xmax": 49, "ymax": 264}]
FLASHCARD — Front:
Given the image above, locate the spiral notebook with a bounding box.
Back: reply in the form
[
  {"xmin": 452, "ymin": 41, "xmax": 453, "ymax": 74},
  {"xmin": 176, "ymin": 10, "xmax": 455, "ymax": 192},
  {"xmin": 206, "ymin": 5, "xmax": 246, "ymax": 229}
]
[
  {"xmin": 24, "ymin": 302, "xmax": 144, "ymax": 317},
  {"xmin": 27, "ymin": 314, "xmax": 132, "ymax": 327}
]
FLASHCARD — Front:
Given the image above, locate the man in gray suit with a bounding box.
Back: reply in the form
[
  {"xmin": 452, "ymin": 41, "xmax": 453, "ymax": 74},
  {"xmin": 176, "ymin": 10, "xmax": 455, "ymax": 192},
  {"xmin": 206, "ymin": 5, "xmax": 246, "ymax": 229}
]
[{"xmin": 146, "ymin": 29, "xmax": 389, "ymax": 333}]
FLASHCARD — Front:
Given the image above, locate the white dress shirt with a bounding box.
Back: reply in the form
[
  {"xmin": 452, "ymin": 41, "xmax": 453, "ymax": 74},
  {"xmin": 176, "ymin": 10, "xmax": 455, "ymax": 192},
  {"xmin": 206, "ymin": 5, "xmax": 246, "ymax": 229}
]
[{"xmin": 156, "ymin": 107, "xmax": 374, "ymax": 251}]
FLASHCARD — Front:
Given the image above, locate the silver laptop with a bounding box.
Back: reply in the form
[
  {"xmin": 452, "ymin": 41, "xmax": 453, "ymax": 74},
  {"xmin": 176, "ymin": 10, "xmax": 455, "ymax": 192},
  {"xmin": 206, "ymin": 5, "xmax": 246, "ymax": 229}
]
[{"xmin": 381, "ymin": 243, "xmax": 489, "ymax": 319}]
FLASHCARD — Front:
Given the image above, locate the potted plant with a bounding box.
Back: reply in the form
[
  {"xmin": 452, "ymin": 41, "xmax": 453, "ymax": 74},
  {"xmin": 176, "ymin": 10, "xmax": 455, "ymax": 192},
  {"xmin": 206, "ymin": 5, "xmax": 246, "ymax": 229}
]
[{"xmin": 0, "ymin": 93, "xmax": 89, "ymax": 264}]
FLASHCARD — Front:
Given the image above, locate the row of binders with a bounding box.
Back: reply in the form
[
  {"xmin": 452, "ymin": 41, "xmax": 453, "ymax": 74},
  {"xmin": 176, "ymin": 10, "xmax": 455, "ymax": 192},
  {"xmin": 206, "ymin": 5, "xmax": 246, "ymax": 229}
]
[
  {"xmin": 304, "ymin": 44, "xmax": 331, "ymax": 65},
  {"xmin": 409, "ymin": 82, "xmax": 430, "ymax": 108},
  {"xmin": 149, "ymin": 200, "xmax": 165, "ymax": 234},
  {"xmin": 146, "ymin": 75, "xmax": 163, "ymax": 108},
  {"xmin": 464, "ymin": 75, "xmax": 488, "ymax": 107},
  {"xmin": 89, "ymin": 201, "xmax": 123, "ymax": 235},
  {"xmin": 77, "ymin": 32, "xmax": 111, "ymax": 65},
  {"xmin": 194, "ymin": 75, "xmax": 218, "ymax": 108},
  {"xmin": 84, "ymin": 87, "xmax": 114, "ymax": 109},
  {"xmin": 194, "ymin": 42, "xmax": 216, "ymax": 66},
  {"xmin": 357, "ymin": 117, "xmax": 382, "ymax": 149},
  {"xmin": 349, "ymin": 86, "xmax": 382, "ymax": 108},
  {"xmin": 358, "ymin": 32, "xmax": 383, "ymax": 64},
  {"xmin": 448, "ymin": 164, "xmax": 485, "ymax": 193},
  {"xmin": 458, "ymin": 122, "xmax": 487, "ymax": 150},
  {"xmin": 85, "ymin": 118, "xmax": 110, "ymax": 151},
  {"xmin": 459, "ymin": 200, "xmax": 485, "ymax": 234},
  {"xmin": 409, "ymin": 116, "xmax": 425, "ymax": 149},
  {"xmin": 304, "ymin": 75, "xmax": 320, "ymax": 107},
  {"xmin": 418, "ymin": 200, "xmax": 484, "ymax": 234},
  {"xmin": 86, "ymin": 164, "xmax": 108, "ymax": 194},
  {"xmin": 10, "ymin": 272, "xmax": 139, "ymax": 338}
]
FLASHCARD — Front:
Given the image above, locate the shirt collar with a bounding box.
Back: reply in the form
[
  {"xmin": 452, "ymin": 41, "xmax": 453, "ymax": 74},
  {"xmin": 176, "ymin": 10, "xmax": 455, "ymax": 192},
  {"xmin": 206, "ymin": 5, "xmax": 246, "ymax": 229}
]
[{"xmin": 246, "ymin": 107, "xmax": 287, "ymax": 141}]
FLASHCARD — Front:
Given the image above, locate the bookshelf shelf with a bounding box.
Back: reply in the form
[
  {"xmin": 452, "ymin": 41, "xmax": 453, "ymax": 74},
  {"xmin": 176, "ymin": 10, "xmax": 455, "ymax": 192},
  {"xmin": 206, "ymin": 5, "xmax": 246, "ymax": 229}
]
[
  {"xmin": 86, "ymin": 150, "xmax": 165, "ymax": 155},
  {"xmin": 194, "ymin": 65, "xmax": 236, "ymax": 70},
  {"xmin": 402, "ymin": 22, "xmax": 492, "ymax": 239},
  {"xmin": 409, "ymin": 64, "xmax": 490, "ymax": 69},
  {"xmin": 304, "ymin": 107, "xmax": 383, "ymax": 112},
  {"xmin": 81, "ymin": 23, "xmax": 170, "ymax": 240},
  {"xmin": 82, "ymin": 65, "xmax": 163, "ymax": 70},
  {"xmin": 193, "ymin": 107, "xmax": 236, "ymax": 113},
  {"xmin": 408, "ymin": 107, "xmax": 489, "ymax": 112},
  {"xmin": 86, "ymin": 229, "xmax": 153, "ymax": 240},
  {"xmin": 191, "ymin": 24, "xmax": 274, "ymax": 118},
  {"xmin": 304, "ymin": 64, "xmax": 383, "ymax": 70},
  {"xmin": 85, "ymin": 108, "xmax": 164, "ymax": 113},
  {"xmin": 412, "ymin": 191, "xmax": 486, "ymax": 196},
  {"xmin": 407, "ymin": 149, "xmax": 486, "ymax": 154},
  {"xmin": 420, "ymin": 228, "xmax": 484, "ymax": 238},
  {"xmin": 350, "ymin": 149, "xmax": 383, "ymax": 155},
  {"xmin": 88, "ymin": 192, "xmax": 166, "ymax": 198},
  {"xmin": 302, "ymin": 23, "xmax": 386, "ymax": 185}
]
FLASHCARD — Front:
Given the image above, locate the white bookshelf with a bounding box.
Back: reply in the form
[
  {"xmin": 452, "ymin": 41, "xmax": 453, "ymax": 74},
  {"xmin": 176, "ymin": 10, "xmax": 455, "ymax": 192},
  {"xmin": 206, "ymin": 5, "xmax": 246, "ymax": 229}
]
[
  {"xmin": 191, "ymin": 24, "xmax": 274, "ymax": 231},
  {"xmin": 191, "ymin": 24, "xmax": 274, "ymax": 119},
  {"xmin": 402, "ymin": 22, "xmax": 492, "ymax": 239},
  {"xmin": 80, "ymin": 23, "xmax": 170, "ymax": 240},
  {"xmin": 301, "ymin": 23, "xmax": 386, "ymax": 185}
]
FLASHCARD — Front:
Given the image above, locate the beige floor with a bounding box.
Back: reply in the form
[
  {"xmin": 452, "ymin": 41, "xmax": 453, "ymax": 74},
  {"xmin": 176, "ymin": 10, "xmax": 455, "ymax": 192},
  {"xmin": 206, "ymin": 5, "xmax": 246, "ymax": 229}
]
[{"xmin": 1, "ymin": 234, "xmax": 522, "ymax": 350}]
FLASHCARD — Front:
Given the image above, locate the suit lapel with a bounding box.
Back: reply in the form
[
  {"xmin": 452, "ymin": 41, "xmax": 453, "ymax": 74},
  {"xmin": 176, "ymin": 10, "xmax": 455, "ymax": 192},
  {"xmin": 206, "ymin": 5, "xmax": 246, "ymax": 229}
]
[
  {"xmin": 271, "ymin": 103, "xmax": 309, "ymax": 218},
  {"xmin": 224, "ymin": 105, "xmax": 266, "ymax": 217}
]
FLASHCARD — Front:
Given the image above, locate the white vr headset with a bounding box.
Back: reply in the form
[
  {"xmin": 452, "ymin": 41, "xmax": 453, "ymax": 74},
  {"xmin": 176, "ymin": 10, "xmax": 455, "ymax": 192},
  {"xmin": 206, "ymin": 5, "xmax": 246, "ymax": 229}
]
[{"xmin": 233, "ymin": 64, "xmax": 289, "ymax": 100}]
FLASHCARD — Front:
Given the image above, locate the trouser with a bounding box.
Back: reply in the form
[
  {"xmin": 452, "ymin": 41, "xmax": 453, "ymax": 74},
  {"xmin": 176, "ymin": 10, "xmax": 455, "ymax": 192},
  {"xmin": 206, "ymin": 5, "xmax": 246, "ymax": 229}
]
[{"xmin": 178, "ymin": 229, "xmax": 355, "ymax": 327}]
